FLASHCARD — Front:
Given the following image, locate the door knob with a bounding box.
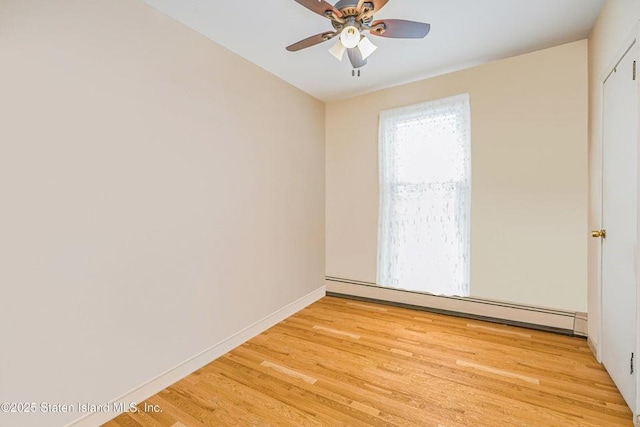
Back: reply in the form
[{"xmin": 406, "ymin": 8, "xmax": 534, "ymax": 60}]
[{"xmin": 591, "ymin": 230, "xmax": 606, "ymax": 238}]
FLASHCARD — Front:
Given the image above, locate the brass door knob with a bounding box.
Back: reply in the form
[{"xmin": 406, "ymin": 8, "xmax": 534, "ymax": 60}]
[{"xmin": 591, "ymin": 230, "xmax": 606, "ymax": 238}]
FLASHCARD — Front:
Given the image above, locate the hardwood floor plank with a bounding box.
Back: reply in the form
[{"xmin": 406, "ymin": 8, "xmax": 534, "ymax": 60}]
[
  {"xmin": 311, "ymin": 325, "xmax": 361, "ymax": 340},
  {"xmin": 455, "ymin": 359, "xmax": 541, "ymax": 385},
  {"xmin": 230, "ymin": 341, "xmax": 465, "ymax": 426},
  {"xmin": 193, "ymin": 371, "xmax": 324, "ymax": 427},
  {"xmin": 260, "ymin": 360, "xmax": 318, "ymax": 385},
  {"xmin": 105, "ymin": 296, "xmax": 634, "ymax": 426}
]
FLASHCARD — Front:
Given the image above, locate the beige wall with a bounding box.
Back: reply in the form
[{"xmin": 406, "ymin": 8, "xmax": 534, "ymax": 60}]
[
  {"xmin": 327, "ymin": 40, "xmax": 588, "ymax": 312},
  {"xmin": 588, "ymin": 2, "xmax": 640, "ymax": 350},
  {"xmin": 0, "ymin": 1, "xmax": 324, "ymax": 426}
]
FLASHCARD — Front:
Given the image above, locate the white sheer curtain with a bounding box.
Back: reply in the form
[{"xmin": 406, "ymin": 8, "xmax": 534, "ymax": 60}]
[{"xmin": 377, "ymin": 94, "xmax": 471, "ymax": 296}]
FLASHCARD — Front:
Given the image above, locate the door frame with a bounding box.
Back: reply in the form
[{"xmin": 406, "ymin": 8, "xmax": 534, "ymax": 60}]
[{"xmin": 597, "ymin": 20, "xmax": 640, "ymax": 423}]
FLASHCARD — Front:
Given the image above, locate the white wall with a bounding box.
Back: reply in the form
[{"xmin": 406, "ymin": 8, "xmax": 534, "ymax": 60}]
[
  {"xmin": 327, "ymin": 41, "xmax": 588, "ymax": 312},
  {"xmin": 0, "ymin": 1, "xmax": 325, "ymax": 426},
  {"xmin": 587, "ymin": 0, "xmax": 640, "ymax": 351}
]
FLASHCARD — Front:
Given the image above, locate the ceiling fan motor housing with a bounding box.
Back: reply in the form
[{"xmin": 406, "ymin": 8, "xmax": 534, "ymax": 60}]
[
  {"xmin": 334, "ymin": 0, "xmax": 360, "ymax": 17},
  {"xmin": 335, "ymin": 0, "xmax": 375, "ymax": 17},
  {"xmin": 331, "ymin": 1, "xmax": 374, "ymax": 32}
]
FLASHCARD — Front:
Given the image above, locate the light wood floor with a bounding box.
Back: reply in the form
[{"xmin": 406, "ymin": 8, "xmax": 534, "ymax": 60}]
[{"xmin": 104, "ymin": 296, "xmax": 634, "ymax": 426}]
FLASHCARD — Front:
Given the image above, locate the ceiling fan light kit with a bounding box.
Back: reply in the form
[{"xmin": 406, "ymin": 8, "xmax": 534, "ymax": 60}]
[
  {"xmin": 286, "ymin": 0, "xmax": 431, "ymax": 72},
  {"xmin": 340, "ymin": 25, "xmax": 361, "ymax": 48},
  {"xmin": 329, "ymin": 34, "xmax": 377, "ymax": 62},
  {"xmin": 329, "ymin": 40, "xmax": 347, "ymax": 61},
  {"xmin": 357, "ymin": 36, "xmax": 378, "ymax": 59}
]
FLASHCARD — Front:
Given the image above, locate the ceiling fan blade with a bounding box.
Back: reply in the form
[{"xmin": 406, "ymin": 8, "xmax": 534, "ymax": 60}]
[
  {"xmin": 294, "ymin": 0, "xmax": 342, "ymax": 18},
  {"xmin": 286, "ymin": 31, "xmax": 337, "ymax": 52},
  {"xmin": 370, "ymin": 19, "xmax": 431, "ymax": 39},
  {"xmin": 356, "ymin": 0, "xmax": 389, "ymax": 14},
  {"xmin": 347, "ymin": 48, "xmax": 367, "ymax": 69}
]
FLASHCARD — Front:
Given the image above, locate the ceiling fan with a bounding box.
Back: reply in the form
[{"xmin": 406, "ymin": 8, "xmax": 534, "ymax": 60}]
[{"xmin": 286, "ymin": 0, "xmax": 431, "ymax": 70}]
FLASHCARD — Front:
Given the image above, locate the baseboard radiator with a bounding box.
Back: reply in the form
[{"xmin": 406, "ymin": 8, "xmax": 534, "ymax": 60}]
[{"xmin": 326, "ymin": 277, "xmax": 587, "ymax": 337}]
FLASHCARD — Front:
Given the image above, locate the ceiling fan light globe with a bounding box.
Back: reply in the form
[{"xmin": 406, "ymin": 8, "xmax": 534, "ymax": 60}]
[
  {"xmin": 340, "ymin": 26, "xmax": 360, "ymax": 49},
  {"xmin": 328, "ymin": 40, "xmax": 346, "ymax": 61},
  {"xmin": 358, "ymin": 36, "xmax": 377, "ymax": 60}
]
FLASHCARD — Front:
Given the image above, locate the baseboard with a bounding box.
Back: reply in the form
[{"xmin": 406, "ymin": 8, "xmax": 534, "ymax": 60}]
[
  {"xmin": 574, "ymin": 312, "xmax": 588, "ymax": 337},
  {"xmin": 66, "ymin": 286, "xmax": 326, "ymax": 427},
  {"xmin": 587, "ymin": 339, "xmax": 600, "ymax": 364},
  {"xmin": 326, "ymin": 277, "xmax": 586, "ymax": 336}
]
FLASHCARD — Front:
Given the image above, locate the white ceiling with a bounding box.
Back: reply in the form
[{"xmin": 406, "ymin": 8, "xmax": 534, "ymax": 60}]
[{"xmin": 142, "ymin": 0, "xmax": 604, "ymax": 101}]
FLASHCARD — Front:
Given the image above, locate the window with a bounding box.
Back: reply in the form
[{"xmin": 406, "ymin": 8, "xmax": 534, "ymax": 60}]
[{"xmin": 377, "ymin": 94, "xmax": 471, "ymax": 296}]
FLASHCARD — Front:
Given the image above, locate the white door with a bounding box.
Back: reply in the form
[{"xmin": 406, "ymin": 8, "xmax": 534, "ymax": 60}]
[{"xmin": 601, "ymin": 41, "xmax": 639, "ymax": 410}]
